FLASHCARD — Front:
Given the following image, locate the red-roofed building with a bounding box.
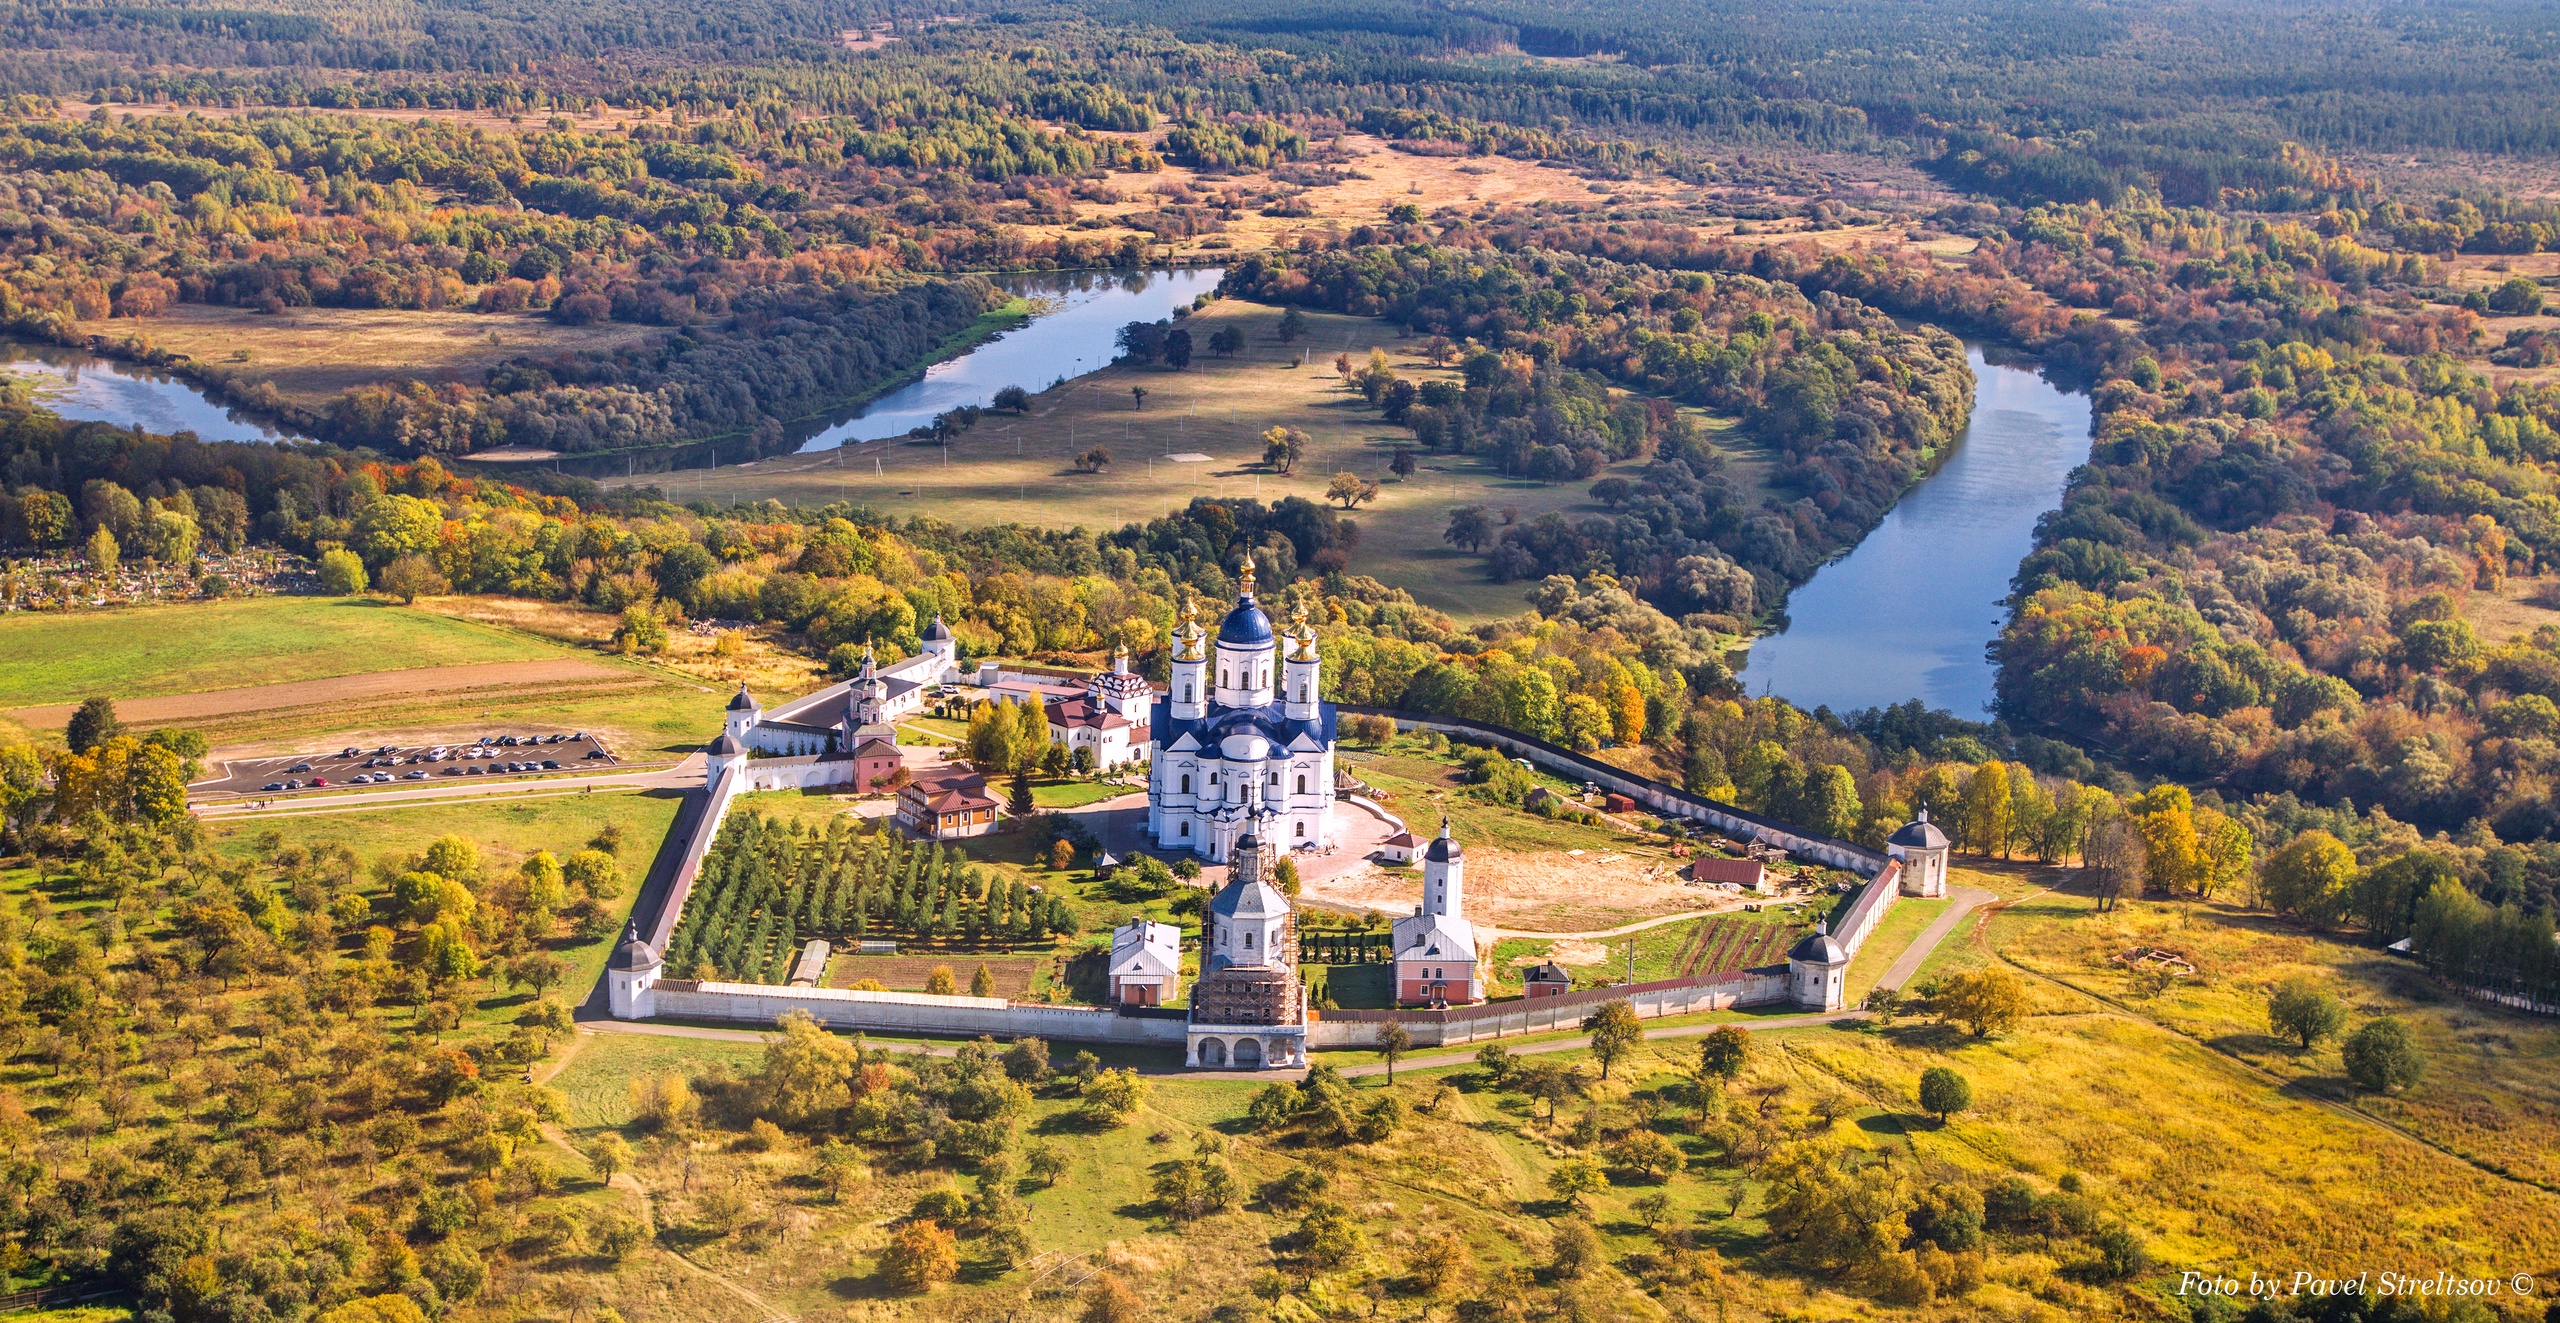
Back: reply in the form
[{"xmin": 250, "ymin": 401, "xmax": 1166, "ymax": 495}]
[
  {"xmin": 1043, "ymin": 644, "xmax": 1154, "ymax": 769},
  {"xmin": 895, "ymin": 768, "xmax": 1000, "ymax": 840},
  {"xmin": 1688, "ymin": 856, "xmax": 1771, "ymax": 894}
]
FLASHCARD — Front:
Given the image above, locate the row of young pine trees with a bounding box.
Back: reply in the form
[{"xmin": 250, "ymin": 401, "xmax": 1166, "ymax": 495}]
[{"xmin": 664, "ymin": 812, "xmax": 1083, "ymax": 983}]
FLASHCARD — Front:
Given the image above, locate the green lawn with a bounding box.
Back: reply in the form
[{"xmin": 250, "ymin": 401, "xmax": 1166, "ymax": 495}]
[
  {"xmin": 551, "ymin": 1032, "xmax": 766, "ymax": 1129},
  {"xmin": 1030, "ymin": 778, "xmax": 1128, "ymax": 809},
  {"xmin": 1845, "ymin": 893, "xmax": 1951, "ymax": 1002},
  {"xmin": 0, "ymin": 596, "xmax": 558, "ymax": 706},
  {"xmin": 1340, "ymin": 735, "xmax": 1646, "ymax": 856}
]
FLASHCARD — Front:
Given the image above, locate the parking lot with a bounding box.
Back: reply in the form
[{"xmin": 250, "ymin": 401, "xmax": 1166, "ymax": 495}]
[{"xmin": 194, "ymin": 730, "xmax": 617, "ymax": 799}]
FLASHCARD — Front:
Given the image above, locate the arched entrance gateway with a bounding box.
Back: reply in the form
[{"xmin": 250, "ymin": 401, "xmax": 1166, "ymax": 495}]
[
  {"xmin": 1198, "ymin": 1038, "xmax": 1228, "ymax": 1067},
  {"xmin": 1234, "ymin": 1038, "xmax": 1263, "ymax": 1068}
]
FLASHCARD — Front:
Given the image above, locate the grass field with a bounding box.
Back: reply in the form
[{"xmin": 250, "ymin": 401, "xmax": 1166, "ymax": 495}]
[
  {"xmin": 81, "ymin": 303, "xmax": 653, "ymax": 413},
  {"xmin": 0, "ymin": 594, "xmax": 736, "ymax": 759},
  {"xmin": 616, "ymin": 301, "xmax": 1645, "ymax": 622},
  {"xmin": 0, "ymin": 596, "xmax": 558, "ymax": 708},
  {"xmin": 1845, "ymin": 893, "xmax": 1952, "ymax": 1002}
]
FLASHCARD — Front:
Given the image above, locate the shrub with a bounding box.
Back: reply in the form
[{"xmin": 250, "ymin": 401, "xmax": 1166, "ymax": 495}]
[
  {"xmin": 317, "ymin": 547, "xmax": 368, "ymax": 595},
  {"xmin": 2342, "ymin": 1016, "xmax": 2425, "ymax": 1092},
  {"xmin": 878, "ymin": 1219, "xmax": 960, "ymax": 1291}
]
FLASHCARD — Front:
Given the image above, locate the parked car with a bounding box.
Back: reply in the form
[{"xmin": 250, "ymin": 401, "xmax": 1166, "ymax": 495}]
[
  {"xmin": 541, "ymin": 760, "xmax": 560, "ymax": 770},
  {"xmin": 262, "ymin": 782, "xmax": 284, "ymax": 791},
  {"xmin": 288, "ymin": 763, "xmax": 312, "ymax": 773},
  {"xmin": 311, "ymin": 778, "xmax": 328, "ymax": 787},
  {"xmin": 404, "ymin": 771, "xmax": 428, "ymax": 780},
  {"xmin": 284, "ymin": 780, "xmax": 302, "ymax": 789},
  {"xmin": 440, "ymin": 768, "xmax": 461, "ymax": 776},
  {"xmin": 584, "ymin": 750, "xmax": 609, "ymax": 759}
]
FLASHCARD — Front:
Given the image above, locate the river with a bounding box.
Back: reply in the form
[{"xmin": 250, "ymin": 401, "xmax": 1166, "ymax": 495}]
[
  {"xmin": 1740, "ymin": 345, "xmax": 2094, "ymax": 718},
  {"xmin": 0, "ymin": 340, "xmax": 291, "ymax": 442},
  {"xmin": 787, "ymin": 266, "xmax": 1222, "ymax": 455},
  {"xmin": 0, "ymin": 266, "xmax": 1222, "ymax": 468},
  {"xmin": 4, "ymin": 297, "xmax": 2087, "ymax": 721}
]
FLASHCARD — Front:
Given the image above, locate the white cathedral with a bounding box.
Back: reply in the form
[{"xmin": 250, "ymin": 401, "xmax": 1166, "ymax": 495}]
[{"xmin": 1145, "ymin": 559, "xmax": 1339, "ymax": 860}]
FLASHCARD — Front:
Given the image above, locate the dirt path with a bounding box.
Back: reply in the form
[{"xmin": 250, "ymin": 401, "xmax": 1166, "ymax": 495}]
[
  {"xmin": 8, "ymin": 658, "xmax": 632, "ymax": 727},
  {"xmin": 1486, "ymin": 906, "xmax": 1735, "ymax": 943}
]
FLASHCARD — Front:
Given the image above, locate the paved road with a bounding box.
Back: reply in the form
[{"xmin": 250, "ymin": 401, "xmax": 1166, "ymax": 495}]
[
  {"xmin": 194, "ymin": 754, "xmax": 703, "ymax": 820},
  {"xmin": 1876, "ymin": 885, "xmax": 1995, "ymax": 991}
]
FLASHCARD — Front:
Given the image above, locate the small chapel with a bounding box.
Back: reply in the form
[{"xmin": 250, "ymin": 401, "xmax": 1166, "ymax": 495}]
[{"xmin": 1391, "ymin": 817, "xmax": 1483, "ymax": 1006}]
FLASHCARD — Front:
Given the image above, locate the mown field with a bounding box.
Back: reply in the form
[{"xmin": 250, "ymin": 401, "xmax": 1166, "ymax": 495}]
[
  {"xmin": 0, "ymin": 594, "xmax": 734, "ymax": 759},
  {"xmin": 0, "ymin": 596, "xmax": 557, "ymax": 709}
]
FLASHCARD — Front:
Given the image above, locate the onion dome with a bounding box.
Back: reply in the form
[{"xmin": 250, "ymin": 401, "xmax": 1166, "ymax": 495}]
[
  {"xmin": 1788, "ymin": 919, "xmax": 1850, "ymax": 966},
  {"xmin": 1424, "ymin": 816, "xmax": 1462, "ymax": 863},
  {"xmin": 610, "ymin": 922, "xmax": 661, "ymax": 972},
  {"xmin": 1888, "ymin": 810, "xmax": 1949, "ymax": 850}
]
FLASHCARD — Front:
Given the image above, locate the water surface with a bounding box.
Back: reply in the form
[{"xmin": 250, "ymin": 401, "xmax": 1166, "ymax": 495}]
[
  {"xmin": 790, "ymin": 266, "xmax": 1223, "ymax": 454},
  {"xmin": 1741, "ymin": 346, "xmax": 2093, "ymax": 717},
  {"xmin": 0, "ymin": 341, "xmax": 290, "ymax": 442}
]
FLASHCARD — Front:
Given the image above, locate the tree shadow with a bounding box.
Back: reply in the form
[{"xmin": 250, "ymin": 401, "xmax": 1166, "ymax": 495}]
[
  {"xmin": 823, "ymin": 1271, "xmax": 899, "ymax": 1302},
  {"xmin": 2208, "ymin": 1032, "xmax": 2293, "ymax": 1057},
  {"xmin": 654, "ymin": 1225, "xmax": 727, "ymax": 1253},
  {"xmin": 1856, "ymin": 1111, "xmax": 1916, "ymax": 1137},
  {"xmin": 1878, "ymin": 1021, "xmax": 1971, "ymax": 1051}
]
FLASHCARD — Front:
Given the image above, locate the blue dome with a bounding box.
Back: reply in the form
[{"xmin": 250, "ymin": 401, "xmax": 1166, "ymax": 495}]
[{"xmin": 1218, "ymin": 598, "xmax": 1274, "ymax": 646}]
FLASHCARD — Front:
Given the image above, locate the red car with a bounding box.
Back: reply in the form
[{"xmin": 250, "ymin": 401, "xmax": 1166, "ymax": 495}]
[{"xmin": 310, "ymin": 777, "xmax": 328, "ymax": 787}]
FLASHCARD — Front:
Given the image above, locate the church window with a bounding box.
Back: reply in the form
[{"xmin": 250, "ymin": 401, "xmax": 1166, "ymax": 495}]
[
  {"xmin": 1298, "ymin": 683, "xmax": 1308, "ymax": 702},
  {"xmin": 1244, "ymin": 931, "xmax": 1255, "ymax": 949},
  {"xmin": 1268, "ymin": 770, "xmax": 1279, "ymax": 786},
  {"xmin": 1221, "ymin": 669, "xmax": 1230, "ymax": 687},
  {"xmin": 1294, "ymin": 820, "xmax": 1305, "ymax": 837},
  {"xmin": 1182, "ymin": 684, "xmax": 1193, "ymax": 702},
  {"xmin": 1180, "ymin": 774, "xmax": 1192, "ymax": 794},
  {"xmin": 1296, "ymin": 774, "xmax": 1307, "ymax": 794},
  {"xmin": 1179, "ymin": 822, "xmax": 1191, "ymax": 838}
]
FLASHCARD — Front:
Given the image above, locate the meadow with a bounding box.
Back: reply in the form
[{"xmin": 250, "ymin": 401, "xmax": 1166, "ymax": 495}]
[
  {"xmin": 0, "ymin": 596, "xmax": 558, "ymax": 709},
  {"xmin": 615, "ymin": 301, "xmax": 1671, "ymax": 622},
  {"xmin": 0, "ymin": 593, "xmax": 736, "ymax": 760},
  {"xmin": 514, "ymin": 841, "xmax": 2560, "ymax": 1322}
]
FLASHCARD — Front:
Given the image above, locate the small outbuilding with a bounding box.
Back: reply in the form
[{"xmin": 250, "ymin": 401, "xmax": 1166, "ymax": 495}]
[
  {"xmin": 1108, "ymin": 917, "xmax": 1184, "ymax": 1007},
  {"xmin": 1377, "ymin": 831, "xmax": 1423, "ymax": 864},
  {"xmin": 787, "ymin": 939, "xmax": 831, "ymax": 987},
  {"xmin": 1688, "ymin": 856, "xmax": 1771, "ymax": 894},
  {"xmin": 1523, "ymin": 961, "xmax": 1573, "ymax": 998}
]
